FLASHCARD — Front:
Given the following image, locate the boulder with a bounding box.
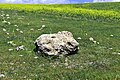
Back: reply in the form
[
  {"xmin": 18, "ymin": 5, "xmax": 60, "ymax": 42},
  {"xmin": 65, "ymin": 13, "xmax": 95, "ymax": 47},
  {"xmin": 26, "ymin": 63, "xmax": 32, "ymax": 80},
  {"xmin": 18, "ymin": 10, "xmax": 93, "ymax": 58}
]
[{"xmin": 34, "ymin": 31, "xmax": 79, "ymax": 56}]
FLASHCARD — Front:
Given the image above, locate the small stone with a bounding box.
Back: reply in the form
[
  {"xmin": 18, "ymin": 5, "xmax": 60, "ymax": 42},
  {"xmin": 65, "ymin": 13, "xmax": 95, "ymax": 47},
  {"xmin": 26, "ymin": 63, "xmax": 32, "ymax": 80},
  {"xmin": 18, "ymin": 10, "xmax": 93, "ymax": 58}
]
[{"xmin": 16, "ymin": 45, "xmax": 25, "ymax": 51}]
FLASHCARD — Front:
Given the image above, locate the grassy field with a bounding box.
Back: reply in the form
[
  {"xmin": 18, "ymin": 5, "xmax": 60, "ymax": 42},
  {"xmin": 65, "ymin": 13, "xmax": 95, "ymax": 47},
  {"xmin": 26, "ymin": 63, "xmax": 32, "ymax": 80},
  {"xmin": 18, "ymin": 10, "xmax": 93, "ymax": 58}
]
[{"xmin": 0, "ymin": 2, "xmax": 120, "ymax": 80}]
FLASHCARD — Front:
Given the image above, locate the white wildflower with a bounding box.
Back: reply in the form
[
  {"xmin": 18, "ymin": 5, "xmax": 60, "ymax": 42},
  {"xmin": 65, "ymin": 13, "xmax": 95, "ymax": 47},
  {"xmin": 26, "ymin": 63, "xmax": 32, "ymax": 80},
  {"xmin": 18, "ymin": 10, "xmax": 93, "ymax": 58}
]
[
  {"xmin": 97, "ymin": 42, "xmax": 100, "ymax": 44},
  {"xmin": 2, "ymin": 20, "xmax": 7, "ymax": 23},
  {"xmin": 89, "ymin": 37, "xmax": 94, "ymax": 41},
  {"xmin": 20, "ymin": 31, "xmax": 23, "ymax": 34},
  {"xmin": 1, "ymin": 14, "xmax": 4, "ymax": 17},
  {"xmin": 23, "ymin": 62, "xmax": 26, "ymax": 64},
  {"xmin": 8, "ymin": 22, "xmax": 11, "ymax": 25},
  {"xmin": 19, "ymin": 55, "xmax": 23, "ymax": 57},
  {"xmin": 77, "ymin": 37, "xmax": 82, "ymax": 40},
  {"xmin": 7, "ymin": 17, "xmax": 10, "ymax": 19},
  {"xmin": 85, "ymin": 33, "xmax": 88, "ymax": 35},
  {"xmin": 42, "ymin": 25, "xmax": 46, "ymax": 28},
  {"xmin": 64, "ymin": 63, "xmax": 68, "ymax": 66},
  {"xmin": 27, "ymin": 23, "xmax": 30, "ymax": 25},
  {"xmin": 10, "ymin": 63, "xmax": 14, "ymax": 65},
  {"xmin": 12, "ymin": 43, "xmax": 16, "ymax": 46},
  {"xmin": 8, "ymin": 49, "xmax": 14, "ymax": 51},
  {"xmin": 3, "ymin": 28, "xmax": 6, "ymax": 32},
  {"xmin": 110, "ymin": 35, "xmax": 113, "ymax": 37},
  {"xmin": 112, "ymin": 52, "xmax": 120, "ymax": 55},
  {"xmin": 6, "ymin": 14, "xmax": 9, "ymax": 17},
  {"xmin": 118, "ymin": 53, "xmax": 120, "ymax": 55},
  {"xmin": 109, "ymin": 48, "xmax": 113, "ymax": 50},
  {"xmin": 30, "ymin": 28, "xmax": 34, "ymax": 31},
  {"xmin": 34, "ymin": 56, "xmax": 38, "ymax": 59},
  {"xmin": 14, "ymin": 25, "xmax": 18, "ymax": 27},
  {"xmin": 16, "ymin": 28, "xmax": 20, "ymax": 31},
  {"xmin": 7, "ymin": 41, "xmax": 13, "ymax": 44},
  {"xmin": 38, "ymin": 28, "xmax": 41, "ymax": 31},
  {"xmin": 42, "ymin": 18, "xmax": 45, "ymax": 21},
  {"xmin": 7, "ymin": 37, "xmax": 10, "ymax": 38},
  {"xmin": 6, "ymin": 32, "xmax": 9, "ymax": 35},
  {"xmin": 0, "ymin": 74, "xmax": 5, "ymax": 78},
  {"xmin": 93, "ymin": 40, "xmax": 97, "ymax": 44}
]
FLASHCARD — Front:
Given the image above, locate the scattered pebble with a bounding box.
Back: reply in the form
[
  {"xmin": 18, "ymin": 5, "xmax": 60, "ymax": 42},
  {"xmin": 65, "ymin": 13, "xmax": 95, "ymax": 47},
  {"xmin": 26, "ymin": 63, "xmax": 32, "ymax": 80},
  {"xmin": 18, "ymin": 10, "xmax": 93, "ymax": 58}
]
[{"xmin": 16, "ymin": 45, "xmax": 25, "ymax": 51}]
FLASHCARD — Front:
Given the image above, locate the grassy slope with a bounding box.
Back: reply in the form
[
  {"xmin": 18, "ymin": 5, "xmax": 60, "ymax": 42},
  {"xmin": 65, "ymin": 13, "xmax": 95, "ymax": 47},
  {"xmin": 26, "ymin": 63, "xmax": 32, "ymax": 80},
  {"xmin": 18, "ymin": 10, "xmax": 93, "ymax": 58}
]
[{"xmin": 0, "ymin": 2, "xmax": 120, "ymax": 80}]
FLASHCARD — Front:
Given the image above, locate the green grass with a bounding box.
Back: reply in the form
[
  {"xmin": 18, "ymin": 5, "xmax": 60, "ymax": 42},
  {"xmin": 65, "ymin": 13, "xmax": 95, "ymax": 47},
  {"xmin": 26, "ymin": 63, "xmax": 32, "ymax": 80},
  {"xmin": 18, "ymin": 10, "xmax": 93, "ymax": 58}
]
[{"xmin": 0, "ymin": 2, "xmax": 120, "ymax": 80}]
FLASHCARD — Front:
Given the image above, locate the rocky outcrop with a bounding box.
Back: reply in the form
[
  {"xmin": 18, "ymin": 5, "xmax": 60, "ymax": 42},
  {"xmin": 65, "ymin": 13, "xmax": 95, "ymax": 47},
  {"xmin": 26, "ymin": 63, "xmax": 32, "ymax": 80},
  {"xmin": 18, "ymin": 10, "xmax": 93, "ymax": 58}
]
[{"xmin": 34, "ymin": 31, "xmax": 79, "ymax": 56}]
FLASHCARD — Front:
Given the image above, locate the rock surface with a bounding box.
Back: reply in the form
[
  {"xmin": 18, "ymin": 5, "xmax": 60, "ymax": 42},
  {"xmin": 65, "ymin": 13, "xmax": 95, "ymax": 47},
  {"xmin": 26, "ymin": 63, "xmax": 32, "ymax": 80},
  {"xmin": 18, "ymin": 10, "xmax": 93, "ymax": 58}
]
[{"xmin": 34, "ymin": 31, "xmax": 79, "ymax": 56}]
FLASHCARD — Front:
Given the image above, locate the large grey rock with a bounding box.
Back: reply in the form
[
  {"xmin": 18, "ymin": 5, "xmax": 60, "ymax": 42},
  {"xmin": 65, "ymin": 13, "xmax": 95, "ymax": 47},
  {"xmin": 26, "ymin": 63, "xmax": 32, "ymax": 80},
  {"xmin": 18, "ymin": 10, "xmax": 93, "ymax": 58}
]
[{"xmin": 34, "ymin": 31, "xmax": 79, "ymax": 56}]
